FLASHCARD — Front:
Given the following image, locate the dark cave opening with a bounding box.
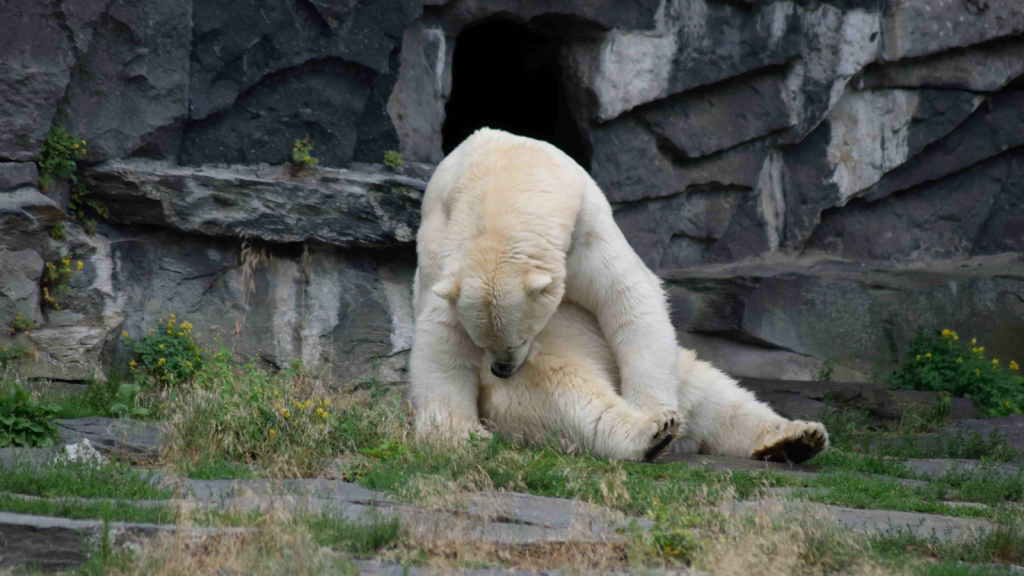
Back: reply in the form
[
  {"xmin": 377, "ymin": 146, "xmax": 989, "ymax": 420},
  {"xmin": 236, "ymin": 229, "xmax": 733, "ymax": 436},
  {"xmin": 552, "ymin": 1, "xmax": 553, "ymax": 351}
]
[{"xmin": 441, "ymin": 19, "xmax": 590, "ymax": 169}]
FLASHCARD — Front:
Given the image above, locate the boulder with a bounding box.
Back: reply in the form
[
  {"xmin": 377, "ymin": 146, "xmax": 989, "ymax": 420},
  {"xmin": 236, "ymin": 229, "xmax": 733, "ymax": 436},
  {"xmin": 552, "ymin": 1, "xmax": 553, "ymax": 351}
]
[
  {"xmin": 0, "ymin": 0, "xmax": 73, "ymax": 161},
  {"xmin": 665, "ymin": 254, "xmax": 1024, "ymax": 376},
  {"xmin": 180, "ymin": 0, "xmax": 422, "ymax": 167},
  {"xmin": 0, "ymin": 163, "xmax": 39, "ymax": 192},
  {"xmin": 0, "ymin": 249, "xmax": 44, "ymax": 333},
  {"xmin": 861, "ymin": 36, "xmax": 1024, "ymax": 92},
  {"xmin": 880, "ymin": 0, "xmax": 1024, "ymax": 61},
  {"xmin": 57, "ymin": 0, "xmax": 190, "ymax": 162},
  {"xmin": 85, "ymin": 160, "xmax": 425, "ymax": 249}
]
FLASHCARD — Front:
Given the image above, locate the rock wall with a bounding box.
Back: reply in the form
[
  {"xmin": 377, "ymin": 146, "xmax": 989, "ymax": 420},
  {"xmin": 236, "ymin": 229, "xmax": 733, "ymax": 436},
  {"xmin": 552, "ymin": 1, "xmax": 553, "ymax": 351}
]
[{"xmin": 2, "ymin": 0, "xmax": 1023, "ymax": 385}]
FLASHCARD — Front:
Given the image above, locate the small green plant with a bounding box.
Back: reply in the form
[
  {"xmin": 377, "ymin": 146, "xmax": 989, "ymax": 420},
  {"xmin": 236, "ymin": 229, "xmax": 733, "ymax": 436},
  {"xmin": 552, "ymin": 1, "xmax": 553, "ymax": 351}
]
[
  {"xmin": 9, "ymin": 313, "xmax": 39, "ymax": 334},
  {"xmin": 41, "ymin": 256, "xmax": 83, "ymax": 310},
  {"xmin": 0, "ymin": 345, "xmax": 27, "ymax": 369},
  {"xmin": 69, "ymin": 181, "xmax": 109, "ymax": 221},
  {"xmin": 815, "ymin": 358, "xmax": 837, "ymax": 382},
  {"xmin": 107, "ymin": 383, "xmax": 150, "ymax": 418},
  {"xmin": 383, "ymin": 150, "xmax": 404, "ymax": 171},
  {"xmin": 891, "ymin": 329, "xmax": 1024, "ymax": 417},
  {"xmin": 289, "ymin": 135, "xmax": 319, "ymax": 176},
  {"xmin": 38, "ymin": 126, "xmax": 86, "ymax": 191},
  {"xmin": 122, "ymin": 314, "xmax": 204, "ymax": 388},
  {"xmin": 83, "ymin": 218, "xmax": 98, "ymax": 235},
  {"xmin": 0, "ymin": 380, "xmax": 61, "ymax": 447},
  {"xmin": 49, "ymin": 220, "xmax": 67, "ymax": 240}
]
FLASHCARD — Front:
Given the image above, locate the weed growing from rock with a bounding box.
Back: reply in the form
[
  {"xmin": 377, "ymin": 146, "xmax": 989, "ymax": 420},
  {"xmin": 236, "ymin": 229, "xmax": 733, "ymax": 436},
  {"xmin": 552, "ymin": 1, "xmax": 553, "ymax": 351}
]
[
  {"xmin": 41, "ymin": 256, "xmax": 83, "ymax": 310},
  {"xmin": 49, "ymin": 220, "xmax": 67, "ymax": 240},
  {"xmin": 8, "ymin": 313, "xmax": 39, "ymax": 334},
  {"xmin": 289, "ymin": 135, "xmax": 319, "ymax": 176},
  {"xmin": 891, "ymin": 330, "xmax": 1024, "ymax": 416},
  {"xmin": 0, "ymin": 345, "xmax": 27, "ymax": 370},
  {"xmin": 383, "ymin": 150, "xmax": 404, "ymax": 170},
  {"xmin": 38, "ymin": 125, "xmax": 86, "ymax": 190}
]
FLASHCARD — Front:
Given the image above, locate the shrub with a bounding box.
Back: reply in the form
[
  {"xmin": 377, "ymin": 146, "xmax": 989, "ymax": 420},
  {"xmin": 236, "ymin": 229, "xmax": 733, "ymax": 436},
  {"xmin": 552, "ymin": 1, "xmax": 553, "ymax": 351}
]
[
  {"xmin": 122, "ymin": 315, "xmax": 204, "ymax": 388},
  {"xmin": 41, "ymin": 256, "xmax": 83, "ymax": 310},
  {"xmin": 890, "ymin": 329, "xmax": 1024, "ymax": 417},
  {"xmin": 0, "ymin": 380, "xmax": 61, "ymax": 448},
  {"xmin": 289, "ymin": 135, "xmax": 319, "ymax": 176},
  {"xmin": 382, "ymin": 150, "xmax": 404, "ymax": 170},
  {"xmin": 9, "ymin": 313, "xmax": 39, "ymax": 334}
]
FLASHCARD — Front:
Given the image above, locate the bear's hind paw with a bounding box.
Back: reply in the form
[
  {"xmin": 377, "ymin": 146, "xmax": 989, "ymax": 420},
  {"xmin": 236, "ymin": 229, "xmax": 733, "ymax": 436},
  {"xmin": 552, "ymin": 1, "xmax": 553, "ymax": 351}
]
[
  {"xmin": 643, "ymin": 410, "xmax": 683, "ymax": 462},
  {"xmin": 751, "ymin": 421, "xmax": 829, "ymax": 464}
]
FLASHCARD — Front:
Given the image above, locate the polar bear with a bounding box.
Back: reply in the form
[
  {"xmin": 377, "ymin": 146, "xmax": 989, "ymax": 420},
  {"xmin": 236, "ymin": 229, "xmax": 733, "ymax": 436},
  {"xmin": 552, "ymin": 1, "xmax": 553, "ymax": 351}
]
[
  {"xmin": 478, "ymin": 303, "xmax": 829, "ymax": 462},
  {"xmin": 411, "ymin": 128, "xmax": 681, "ymax": 439}
]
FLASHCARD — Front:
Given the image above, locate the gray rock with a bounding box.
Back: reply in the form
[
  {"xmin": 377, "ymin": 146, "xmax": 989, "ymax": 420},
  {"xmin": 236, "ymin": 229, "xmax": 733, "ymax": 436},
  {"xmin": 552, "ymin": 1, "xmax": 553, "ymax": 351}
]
[
  {"xmin": 780, "ymin": 87, "xmax": 984, "ymax": 249},
  {"xmin": 860, "ymin": 90, "xmax": 1024, "ymax": 204},
  {"xmin": 563, "ymin": 0, "xmax": 804, "ymax": 121},
  {"xmin": 431, "ymin": 0, "xmax": 664, "ymax": 35},
  {"xmin": 387, "ymin": 18, "xmax": 454, "ymax": 163},
  {"xmin": 0, "ymin": 249, "xmax": 44, "ymax": 331},
  {"xmin": 902, "ymin": 459, "xmax": 1024, "ymax": 479},
  {"xmin": 0, "ymin": 0, "xmax": 73, "ymax": 161},
  {"xmin": 0, "ymin": 511, "xmax": 247, "ymax": 571},
  {"xmin": 861, "ymin": 36, "xmax": 1024, "ymax": 92},
  {"xmin": 85, "ymin": 160, "xmax": 424, "ymax": 249},
  {"xmin": 641, "ymin": 67, "xmax": 798, "ymax": 160},
  {"xmin": 181, "ymin": 0, "xmax": 421, "ymax": 167},
  {"xmin": 56, "ymin": 418, "xmax": 164, "ymax": 459},
  {"xmin": 807, "ymin": 147, "xmax": 1024, "ymax": 261},
  {"xmin": 0, "ymin": 163, "xmax": 39, "ymax": 192},
  {"xmin": 736, "ymin": 501, "xmax": 994, "ymax": 541},
  {"xmin": 57, "ymin": 0, "xmax": 190, "ymax": 162},
  {"xmin": 0, "ymin": 188, "xmax": 65, "ymax": 244},
  {"xmin": 591, "ymin": 115, "xmax": 776, "ymax": 204},
  {"xmin": 880, "ymin": 0, "xmax": 1024, "ymax": 61},
  {"xmin": 664, "ymin": 254, "xmax": 1024, "ymax": 376}
]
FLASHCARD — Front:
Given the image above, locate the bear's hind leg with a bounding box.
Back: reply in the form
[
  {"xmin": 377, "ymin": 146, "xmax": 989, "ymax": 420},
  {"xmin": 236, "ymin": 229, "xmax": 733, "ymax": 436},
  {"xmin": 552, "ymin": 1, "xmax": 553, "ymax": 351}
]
[
  {"xmin": 593, "ymin": 403, "xmax": 682, "ymax": 462},
  {"xmin": 750, "ymin": 420, "xmax": 829, "ymax": 463}
]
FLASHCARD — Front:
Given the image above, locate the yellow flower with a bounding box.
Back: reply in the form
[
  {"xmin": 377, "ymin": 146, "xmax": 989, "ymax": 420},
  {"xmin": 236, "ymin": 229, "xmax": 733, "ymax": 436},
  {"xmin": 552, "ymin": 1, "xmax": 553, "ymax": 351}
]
[
  {"xmin": 122, "ymin": 330, "xmax": 129, "ymax": 338},
  {"xmin": 158, "ymin": 358, "xmax": 166, "ymax": 366},
  {"xmin": 148, "ymin": 329, "xmax": 154, "ymax": 335},
  {"xmin": 269, "ymin": 428, "xmax": 277, "ymax": 437},
  {"xmin": 82, "ymin": 140, "xmax": 87, "ymax": 145},
  {"xmin": 274, "ymin": 391, "xmax": 279, "ymax": 397},
  {"xmin": 925, "ymin": 353, "xmax": 932, "ymax": 359},
  {"xmin": 158, "ymin": 344, "xmax": 164, "ymax": 349},
  {"xmin": 282, "ymin": 409, "xmax": 290, "ymax": 419},
  {"xmin": 76, "ymin": 260, "xmax": 83, "ymax": 271},
  {"xmin": 1010, "ymin": 361, "xmax": 1019, "ymax": 371},
  {"xmin": 957, "ymin": 357, "xmax": 963, "ymax": 363},
  {"xmin": 975, "ymin": 369, "xmax": 980, "ymax": 377},
  {"xmin": 61, "ymin": 257, "xmax": 70, "ymax": 265},
  {"xmin": 177, "ymin": 332, "xmax": 183, "ymax": 337},
  {"xmin": 915, "ymin": 355, "xmax": 921, "ymax": 361},
  {"xmin": 992, "ymin": 359, "xmax": 1000, "ymax": 367},
  {"xmin": 971, "ymin": 338, "xmax": 977, "ymax": 345},
  {"xmin": 941, "ymin": 329, "xmax": 952, "ymax": 338},
  {"xmin": 129, "ymin": 360, "xmax": 137, "ymax": 368},
  {"xmin": 167, "ymin": 330, "xmax": 172, "ymax": 335},
  {"xmin": 953, "ymin": 334, "xmax": 959, "ymax": 341}
]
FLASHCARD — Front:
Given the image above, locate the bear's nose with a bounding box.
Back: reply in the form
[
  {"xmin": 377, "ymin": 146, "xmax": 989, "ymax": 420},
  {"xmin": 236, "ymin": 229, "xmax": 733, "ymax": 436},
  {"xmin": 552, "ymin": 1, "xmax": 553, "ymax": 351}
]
[{"xmin": 490, "ymin": 362, "xmax": 516, "ymax": 379}]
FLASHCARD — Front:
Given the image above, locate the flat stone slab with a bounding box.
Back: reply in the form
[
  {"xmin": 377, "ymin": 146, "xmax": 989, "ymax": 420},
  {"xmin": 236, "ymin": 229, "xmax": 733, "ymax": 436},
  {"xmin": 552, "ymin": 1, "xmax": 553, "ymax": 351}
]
[
  {"xmin": 0, "ymin": 447, "xmax": 62, "ymax": 469},
  {"xmin": 0, "ymin": 511, "xmax": 247, "ymax": 571},
  {"xmin": 56, "ymin": 418, "xmax": 163, "ymax": 459},
  {"xmin": 656, "ymin": 452, "xmax": 820, "ymax": 477},
  {"xmin": 903, "ymin": 459, "xmax": 1024, "ymax": 479},
  {"xmin": 353, "ymin": 561, "xmax": 707, "ymax": 575},
  {"xmin": 737, "ymin": 501, "xmax": 993, "ymax": 541}
]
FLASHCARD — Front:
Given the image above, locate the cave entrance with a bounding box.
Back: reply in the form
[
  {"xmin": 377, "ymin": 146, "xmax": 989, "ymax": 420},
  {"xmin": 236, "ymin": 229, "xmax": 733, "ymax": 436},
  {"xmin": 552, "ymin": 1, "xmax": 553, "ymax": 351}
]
[{"xmin": 442, "ymin": 19, "xmax": 589, "ymax": 169}]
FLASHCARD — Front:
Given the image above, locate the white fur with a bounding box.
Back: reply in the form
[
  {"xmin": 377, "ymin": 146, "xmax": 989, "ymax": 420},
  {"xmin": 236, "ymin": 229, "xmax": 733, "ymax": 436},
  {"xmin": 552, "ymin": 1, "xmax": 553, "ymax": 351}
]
[
  {"xmin": 411, "ymin": 128, "xmax": 680, "ymax": 438},
  {"xmin": 479, "ymin": 304, "xmax": 829, "ymax": 462}
]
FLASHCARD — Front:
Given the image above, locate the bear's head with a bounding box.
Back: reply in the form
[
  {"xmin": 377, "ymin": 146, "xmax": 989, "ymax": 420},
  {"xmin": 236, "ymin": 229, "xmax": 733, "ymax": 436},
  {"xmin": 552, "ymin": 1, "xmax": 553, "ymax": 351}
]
[{"xmin": 432, "ymin": 238, "xmax": 564, "ymax": 379}]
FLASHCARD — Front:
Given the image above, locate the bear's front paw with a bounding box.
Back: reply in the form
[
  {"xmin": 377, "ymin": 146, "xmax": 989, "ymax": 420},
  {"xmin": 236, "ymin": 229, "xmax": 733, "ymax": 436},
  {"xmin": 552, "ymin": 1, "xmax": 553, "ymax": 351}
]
[
  {"xmin": 643, "ymin": 409, "xmax": 683, "ymax": 462},
  {"xmin": 750, "ymin": 420, "xmax": 829, "ymax": 464}
]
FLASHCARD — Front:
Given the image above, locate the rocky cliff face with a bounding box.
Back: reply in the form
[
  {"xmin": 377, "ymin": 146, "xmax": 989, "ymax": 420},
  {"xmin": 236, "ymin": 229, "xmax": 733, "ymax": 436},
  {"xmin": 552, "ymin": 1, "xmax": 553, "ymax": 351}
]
[{"xmin": 2, "ymin": 0, "xmax": 1023, "ymax": 385}]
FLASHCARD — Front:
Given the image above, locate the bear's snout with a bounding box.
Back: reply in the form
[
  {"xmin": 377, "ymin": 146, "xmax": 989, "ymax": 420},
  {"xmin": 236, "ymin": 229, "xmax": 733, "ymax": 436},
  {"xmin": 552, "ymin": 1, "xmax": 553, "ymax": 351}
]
[{"xmin": 490, "ymin": 362, "xmax": 517, "ymax": 379}]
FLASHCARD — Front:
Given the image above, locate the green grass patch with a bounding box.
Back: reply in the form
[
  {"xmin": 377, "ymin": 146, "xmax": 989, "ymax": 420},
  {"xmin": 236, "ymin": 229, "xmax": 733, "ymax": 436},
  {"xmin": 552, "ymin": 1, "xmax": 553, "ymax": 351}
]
[
  {"xmin": 0, "ymin": 493, "xmax": 176, "ymax": 524},
  {"xmin": 307, "ymin": 509, "xmax": 403, "ymax": 556},
  {"xmin": 0, "ymin": 457, "xmax": 174, "ymax": 500}
]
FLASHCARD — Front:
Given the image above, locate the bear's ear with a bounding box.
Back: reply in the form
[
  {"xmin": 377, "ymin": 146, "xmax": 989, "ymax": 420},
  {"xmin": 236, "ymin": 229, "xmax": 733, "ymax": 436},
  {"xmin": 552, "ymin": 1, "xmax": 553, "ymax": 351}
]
[
  {"xmin": 524, "ymin": 273, "xmax": 552, "ymax": 296},
  {"xmin": 431, "ymin": 274, "xmax": 461, "ymax": 302}
]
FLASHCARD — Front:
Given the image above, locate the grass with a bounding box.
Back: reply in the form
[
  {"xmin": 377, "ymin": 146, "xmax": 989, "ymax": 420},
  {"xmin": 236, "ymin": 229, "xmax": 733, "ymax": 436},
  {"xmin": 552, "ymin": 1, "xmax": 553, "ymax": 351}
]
[
  {"xmin": 0, "ymin": 493, "xmax": 177, "ymax": 524},
  {"xmin": 307, "ymin": 509, "xmax": 403, "ymax": 556},
  {"xmin": 0, "ymin": 457, "xmax": 174, "ymax": 500}
]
